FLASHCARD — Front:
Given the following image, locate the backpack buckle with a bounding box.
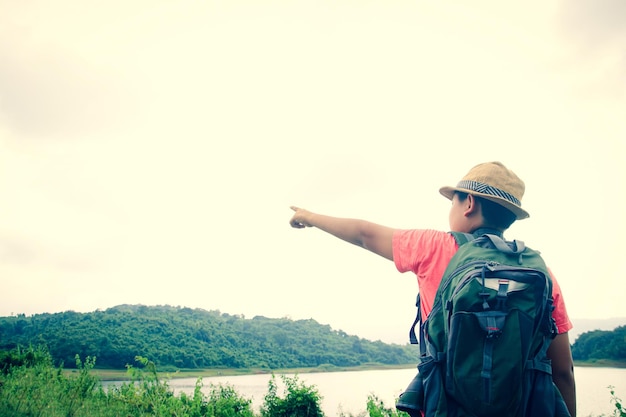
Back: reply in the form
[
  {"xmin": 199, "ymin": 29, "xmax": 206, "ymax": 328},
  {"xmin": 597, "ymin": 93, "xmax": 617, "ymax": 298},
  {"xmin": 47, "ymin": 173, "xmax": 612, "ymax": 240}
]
[
  {"xmin": 486, "ymin": 327, "xmax": 503, "ymax": 339},
  {"xmin": 477, "ymin": 311, "xmax": 507, "ymax": 339}
]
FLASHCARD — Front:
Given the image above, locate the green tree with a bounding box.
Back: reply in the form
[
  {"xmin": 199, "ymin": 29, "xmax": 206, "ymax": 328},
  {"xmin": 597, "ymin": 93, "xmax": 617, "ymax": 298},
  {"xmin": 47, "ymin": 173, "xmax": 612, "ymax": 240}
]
[
  {"xmin": 0, "ymin": 305, "xmax": 416, "ymax": 370},
  {"xmin": 572, "ymin": 326, "xmax": 626, "ymax": 362}
]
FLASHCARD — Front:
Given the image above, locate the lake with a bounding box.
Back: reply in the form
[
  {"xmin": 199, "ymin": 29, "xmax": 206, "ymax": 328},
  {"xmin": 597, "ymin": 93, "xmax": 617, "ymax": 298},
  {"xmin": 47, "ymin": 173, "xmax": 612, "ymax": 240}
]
[{"xmin": 113, "ymin": 366, "xmax": 623, "ymax": 417}]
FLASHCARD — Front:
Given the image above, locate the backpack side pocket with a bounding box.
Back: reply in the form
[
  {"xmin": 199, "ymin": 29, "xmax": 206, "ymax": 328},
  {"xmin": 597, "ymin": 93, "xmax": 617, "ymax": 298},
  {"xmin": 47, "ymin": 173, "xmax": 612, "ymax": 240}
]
[
  {"xmin": 523, "ymin": 359, "xmax": 571, "ymax": 417},
  {"xmin": 396, "ymin": 371, "xmax": 424, "ymax": 417},
  {"xmin": 417, "ymin": 355, "xmax": 449, "ymax": 416}
]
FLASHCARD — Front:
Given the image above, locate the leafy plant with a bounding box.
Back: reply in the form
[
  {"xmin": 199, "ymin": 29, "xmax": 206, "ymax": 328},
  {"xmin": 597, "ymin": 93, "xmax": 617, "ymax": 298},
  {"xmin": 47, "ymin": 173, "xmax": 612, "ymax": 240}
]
[
  {"xmin": 261, "ymin": 373, "xmax": 324, "ymax": 417},
  {"xmin": 365, "ymin": 394, "xmax": 410, "ymax": 417},
  {"xmin": 607, "ymin": 385, "xmax": 626, "ymax": 417},
  {"xmin": 205, "ymin": 383, "xmax": 255, "ymax": 417}
]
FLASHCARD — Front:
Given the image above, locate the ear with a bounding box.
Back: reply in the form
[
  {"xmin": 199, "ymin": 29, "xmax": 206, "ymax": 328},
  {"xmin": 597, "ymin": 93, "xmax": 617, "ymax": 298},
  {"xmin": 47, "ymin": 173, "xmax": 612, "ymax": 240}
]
[{"xmin": 463, "ymin": 194, "xmax": 480, "ymax": 217}]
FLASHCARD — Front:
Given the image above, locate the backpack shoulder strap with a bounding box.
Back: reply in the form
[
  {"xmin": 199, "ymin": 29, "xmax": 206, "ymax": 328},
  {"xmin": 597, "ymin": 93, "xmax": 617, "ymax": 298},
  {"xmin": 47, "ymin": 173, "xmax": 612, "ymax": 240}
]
[
  {"xmin": 449, "ymin": 231, "xmax": 476, "ymax": 247},
  {"xmin": 408, "ymin": 294, "xmax": 421, "ymax": 345},
  {"xmin": 480, "ymin": 234, "xmax": 526, "ymax": 254}
]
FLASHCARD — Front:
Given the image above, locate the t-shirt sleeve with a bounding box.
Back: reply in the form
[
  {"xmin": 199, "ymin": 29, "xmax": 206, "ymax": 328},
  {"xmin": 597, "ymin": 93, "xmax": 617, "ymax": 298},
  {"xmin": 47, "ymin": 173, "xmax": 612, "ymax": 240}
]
[
  {"xmin": 392, "ymin": 229, "xmax": 458, "ymax": 318},
  {"xmin": 392, "ymin": 229, "xmax": 457, "ymax": 274},
  {"xmin": 548, "ymin": 268, "xmax": 574, "ymax": 335}
]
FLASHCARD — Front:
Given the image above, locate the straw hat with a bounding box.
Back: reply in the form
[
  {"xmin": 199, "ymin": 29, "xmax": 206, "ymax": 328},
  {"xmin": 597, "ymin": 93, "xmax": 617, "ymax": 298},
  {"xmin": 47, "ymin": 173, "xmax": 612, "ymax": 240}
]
[{"xmin": 439, "ymin": 161, "xmax": 529, "ymax": 220}]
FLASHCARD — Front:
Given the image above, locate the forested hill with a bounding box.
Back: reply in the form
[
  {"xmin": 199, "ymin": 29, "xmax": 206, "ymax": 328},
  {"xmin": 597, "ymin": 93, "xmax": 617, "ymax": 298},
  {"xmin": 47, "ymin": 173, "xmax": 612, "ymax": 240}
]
[
  {"xmin": 571, "ymin": 325, "xmax": 626, "ymax": 363},
  {"xmin": 0, "ymin": 305, "xmax": 417, "ymax": 370}
]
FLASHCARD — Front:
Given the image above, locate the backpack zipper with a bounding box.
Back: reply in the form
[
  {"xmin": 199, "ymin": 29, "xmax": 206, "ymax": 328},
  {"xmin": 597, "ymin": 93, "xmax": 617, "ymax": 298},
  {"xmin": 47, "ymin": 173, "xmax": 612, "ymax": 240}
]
[
  {"xmin": 439, "ymin": 260, "xmax": 487, "ymax": 294},
  {"xmin": 450, "ymin": 261, "xmax": 499, "ymax": 299}
]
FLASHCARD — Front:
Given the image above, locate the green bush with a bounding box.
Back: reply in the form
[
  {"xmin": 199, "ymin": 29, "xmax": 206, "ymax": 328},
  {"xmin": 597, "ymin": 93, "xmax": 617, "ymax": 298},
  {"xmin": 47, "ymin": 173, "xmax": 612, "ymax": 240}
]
[
  {"xmin": 0, "ymin": 347, "xmax": 288, "ymax": 416},
  {"xmin": 0, "ymin": 350, "xmax": 101, "ymax": 417},
  {"xmin": 260, "ymin": 374, "xmax": 324, "ymax": 417}
]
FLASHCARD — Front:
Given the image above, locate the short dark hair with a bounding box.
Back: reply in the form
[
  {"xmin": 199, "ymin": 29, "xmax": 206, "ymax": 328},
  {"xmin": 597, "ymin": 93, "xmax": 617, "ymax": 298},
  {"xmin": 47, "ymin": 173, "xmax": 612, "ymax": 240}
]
[{"xmin": 456, "ymin": 191, "xmax": 517, "ymax": 231}]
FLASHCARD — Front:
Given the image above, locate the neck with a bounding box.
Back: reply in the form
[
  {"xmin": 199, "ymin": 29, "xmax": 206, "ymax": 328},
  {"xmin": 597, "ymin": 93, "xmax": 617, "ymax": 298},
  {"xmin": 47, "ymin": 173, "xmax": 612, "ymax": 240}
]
[{"xmin": 471, "ymin": 227, "xmax": 503, "ymax": 238}]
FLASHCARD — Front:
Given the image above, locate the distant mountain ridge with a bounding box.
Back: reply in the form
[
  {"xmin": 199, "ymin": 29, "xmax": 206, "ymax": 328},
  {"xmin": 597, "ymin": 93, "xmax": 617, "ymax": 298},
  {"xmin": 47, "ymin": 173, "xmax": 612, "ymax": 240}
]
[
  {"xmin": 570, "ymin": 317, "xmax": 626, "ymax": 341},
  {"xmin": 0, "ymin": 304, "xmax": 417, "ymax": 370}
]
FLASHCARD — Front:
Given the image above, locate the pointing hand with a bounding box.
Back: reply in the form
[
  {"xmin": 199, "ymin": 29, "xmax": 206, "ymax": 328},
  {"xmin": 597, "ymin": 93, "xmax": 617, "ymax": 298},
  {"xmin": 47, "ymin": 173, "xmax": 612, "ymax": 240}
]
[{"xmin": 289, "ymin": 206, "xmax": 312, "ymax": 228}]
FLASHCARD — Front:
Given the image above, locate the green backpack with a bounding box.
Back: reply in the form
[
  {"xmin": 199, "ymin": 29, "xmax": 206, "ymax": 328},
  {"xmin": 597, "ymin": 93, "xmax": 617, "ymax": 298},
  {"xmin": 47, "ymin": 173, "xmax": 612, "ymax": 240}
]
[{"xmin": 396, "ymin": 232, "xmax": 570, "ymax": 417}]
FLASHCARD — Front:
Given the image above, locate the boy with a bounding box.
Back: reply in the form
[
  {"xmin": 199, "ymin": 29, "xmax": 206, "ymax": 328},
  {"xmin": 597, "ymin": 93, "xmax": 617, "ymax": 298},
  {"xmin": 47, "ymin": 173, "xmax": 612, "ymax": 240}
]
[{"xmin": 289, "ymin": 161, "xmax": 576, "ymax": 416}]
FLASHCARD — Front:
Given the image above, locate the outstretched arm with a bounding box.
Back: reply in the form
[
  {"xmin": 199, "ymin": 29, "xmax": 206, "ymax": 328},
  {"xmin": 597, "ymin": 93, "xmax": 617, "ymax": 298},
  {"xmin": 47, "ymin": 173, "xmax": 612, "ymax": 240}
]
[
  {"xmin": 289, "ymin": 206, "xmax": 396, "ymax": 261},
  {"xmin": 547, "ymin": 332, "xmax": 576, "ymax": 416}
]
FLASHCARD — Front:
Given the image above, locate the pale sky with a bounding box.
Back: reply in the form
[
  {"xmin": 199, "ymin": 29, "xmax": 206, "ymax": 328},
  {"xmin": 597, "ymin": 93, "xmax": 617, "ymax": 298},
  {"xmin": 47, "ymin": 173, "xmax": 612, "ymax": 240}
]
[{"xmin": 1, "ymin": 0, "xmax": 625, "ymax": 344}]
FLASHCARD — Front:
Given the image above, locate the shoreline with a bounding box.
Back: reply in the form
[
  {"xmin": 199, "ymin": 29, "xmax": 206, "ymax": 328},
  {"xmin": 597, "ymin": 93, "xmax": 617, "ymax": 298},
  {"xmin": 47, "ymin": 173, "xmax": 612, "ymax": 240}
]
[
  {"xmin": 572, "ymin": 359, "xmax": 626, "ymax": 369},
  {"xmin": 68, "ymin": 360, "xmax": 626, "ymax": 381},
  {"xmin": 68, "ymin": 363, "xmax": 418, "ymax": 381}
]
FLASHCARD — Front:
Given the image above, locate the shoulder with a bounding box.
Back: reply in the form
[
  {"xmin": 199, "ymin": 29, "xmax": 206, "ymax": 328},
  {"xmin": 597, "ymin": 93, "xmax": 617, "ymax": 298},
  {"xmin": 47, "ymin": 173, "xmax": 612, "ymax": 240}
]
[{"xmin": 393, "ymin": 229, "xmax": 456, "ymax": 249}]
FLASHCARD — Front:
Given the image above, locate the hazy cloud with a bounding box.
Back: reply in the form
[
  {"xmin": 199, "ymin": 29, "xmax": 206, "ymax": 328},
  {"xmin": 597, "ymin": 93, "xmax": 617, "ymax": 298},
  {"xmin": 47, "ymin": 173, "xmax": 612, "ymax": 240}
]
[
  {"xmin": 555, "ymin": 0, "xmax": 626, "ymax": 98},
  {"xmin": 557, "ymin": 0, "xmax": 626, "ymax": 49},
  {"xmin": 0, "ymin": 44, "xmax": 137, "ymax": 138},
  {"xmin": 0, "ymin": 235, "xmax": 102, "ymax": 272}
]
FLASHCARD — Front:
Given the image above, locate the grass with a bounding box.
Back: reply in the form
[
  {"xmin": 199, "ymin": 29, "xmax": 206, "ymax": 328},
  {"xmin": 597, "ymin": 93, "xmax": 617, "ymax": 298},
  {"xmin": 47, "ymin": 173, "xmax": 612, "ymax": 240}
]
[{"xmin": 574, "ymin": 360, "xmax": 626, "ymax": 369}]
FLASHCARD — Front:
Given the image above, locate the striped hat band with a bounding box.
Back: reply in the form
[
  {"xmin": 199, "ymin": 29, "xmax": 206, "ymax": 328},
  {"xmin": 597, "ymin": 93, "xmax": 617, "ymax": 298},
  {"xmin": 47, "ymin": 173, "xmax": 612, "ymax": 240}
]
[{"xmin": 456, "ymin": 180, "xmax": 522, "ymax": 207}]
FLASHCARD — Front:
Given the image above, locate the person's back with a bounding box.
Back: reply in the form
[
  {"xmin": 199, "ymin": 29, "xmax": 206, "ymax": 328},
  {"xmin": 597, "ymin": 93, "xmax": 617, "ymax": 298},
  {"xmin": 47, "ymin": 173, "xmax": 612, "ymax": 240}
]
[
  {"xmin": 289, "ymin": 161, "xmax": 576, "ymax": 416},
  {"xmin": 396, "ymin": 231, "xmax": 570, "ymax": 417}
]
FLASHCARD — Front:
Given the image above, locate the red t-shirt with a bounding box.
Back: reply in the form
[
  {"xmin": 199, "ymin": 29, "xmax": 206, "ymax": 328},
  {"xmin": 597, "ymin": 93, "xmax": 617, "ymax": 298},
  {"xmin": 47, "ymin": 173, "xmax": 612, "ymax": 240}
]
[{"xmin": 392, "ymin": 229, "xmax": 573, "ymax": 334}]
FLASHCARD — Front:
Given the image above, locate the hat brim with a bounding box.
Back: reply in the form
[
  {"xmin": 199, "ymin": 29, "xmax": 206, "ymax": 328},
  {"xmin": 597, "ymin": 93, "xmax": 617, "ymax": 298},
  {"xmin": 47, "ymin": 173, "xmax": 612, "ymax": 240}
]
[{"xmin": 439, "ymin": 186, "xmax": 529, "ymax": 220}]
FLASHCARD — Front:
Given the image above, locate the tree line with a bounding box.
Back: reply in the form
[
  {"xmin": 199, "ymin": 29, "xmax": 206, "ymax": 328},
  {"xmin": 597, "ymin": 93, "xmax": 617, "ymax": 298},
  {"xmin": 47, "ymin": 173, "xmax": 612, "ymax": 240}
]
[
  {"xmin": 0, "ymin": 304, "xmax": 417, "ymax": 369},
  {"xmin": 1, "ymin": 304, "xmax": 623, "ymax": 371},
  {"xmin": 571, "ymin": 325, "xmax": 626, "ymax": 363}
]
